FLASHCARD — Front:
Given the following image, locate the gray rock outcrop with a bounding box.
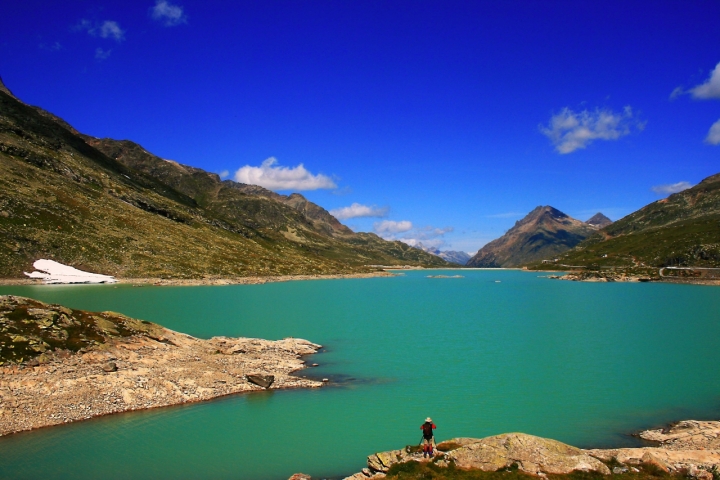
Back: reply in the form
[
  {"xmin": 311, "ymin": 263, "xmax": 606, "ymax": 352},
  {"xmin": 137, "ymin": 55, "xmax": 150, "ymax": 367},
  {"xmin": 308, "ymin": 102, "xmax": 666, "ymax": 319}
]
[{"xmin": 446, "ymin": 433, "xmax": 610, "ymax": 475}]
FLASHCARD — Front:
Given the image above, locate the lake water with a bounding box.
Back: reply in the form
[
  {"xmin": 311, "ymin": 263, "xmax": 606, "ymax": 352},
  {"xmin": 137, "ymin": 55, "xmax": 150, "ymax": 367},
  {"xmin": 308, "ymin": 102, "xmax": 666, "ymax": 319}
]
[{"xmin": 1, "ymin": 270, "xmax": 719, "ymax": 479}]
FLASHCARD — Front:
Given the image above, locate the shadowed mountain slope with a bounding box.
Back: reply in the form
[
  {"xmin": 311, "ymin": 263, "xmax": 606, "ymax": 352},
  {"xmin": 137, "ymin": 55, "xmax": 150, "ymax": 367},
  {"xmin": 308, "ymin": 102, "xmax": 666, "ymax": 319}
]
[
  {"xmin": 467, "ymin": 206, "xmax": 597, "ymax": 268},
  {"xmin": 552, "ymin": 174, "xmax": 720, "ymax": 269},
  {"xmin": 0, "ymin": 88, "xmax": 448, "ymax": 279}
]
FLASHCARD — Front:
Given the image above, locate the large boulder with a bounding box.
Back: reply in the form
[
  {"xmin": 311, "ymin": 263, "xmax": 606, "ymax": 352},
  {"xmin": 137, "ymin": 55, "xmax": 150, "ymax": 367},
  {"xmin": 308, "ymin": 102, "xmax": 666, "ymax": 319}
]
[{"xmin": 446, "ymin": 433, "xmax": 611, "ymax": 475}]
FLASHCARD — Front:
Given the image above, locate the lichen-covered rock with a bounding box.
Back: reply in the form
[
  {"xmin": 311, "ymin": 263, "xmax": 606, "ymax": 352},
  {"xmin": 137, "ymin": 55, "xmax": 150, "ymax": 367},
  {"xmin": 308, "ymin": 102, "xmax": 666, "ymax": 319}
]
[
  {"xmin": 287, "ymin": 474, "xmax": 311, "ymax": 480},
  {"xmin": 367, "ymin": 449, "xmax": 408, "ymax": 473},
  {"xmin": 342, "ymin": 474, "xmax": 368, "ymax": 480},
  {"xmin": 585, "ymin": 447, "xmax": 720, "ymax": 472},
  {"xmin": 446, "ymin": 433, "xmax": 611, "ymax": 475},
  {"xmin": 638, "ymin": 420, "xmax": 720, "ymax": 451},
  {"xmin": 642, "ymin": 451, "xmax": 670, "ymax": 472}
]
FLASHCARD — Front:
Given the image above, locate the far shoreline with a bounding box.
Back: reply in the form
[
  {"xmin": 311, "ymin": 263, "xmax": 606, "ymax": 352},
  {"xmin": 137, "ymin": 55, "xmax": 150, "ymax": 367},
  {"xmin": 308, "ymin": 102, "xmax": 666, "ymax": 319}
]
[
  {"xmin": 0, "ymin": 271, "xmax": 398, "ymax": 287},
  {"xmin": 3, "ymin": 268, "xmax": 719, "ymax": 287}
]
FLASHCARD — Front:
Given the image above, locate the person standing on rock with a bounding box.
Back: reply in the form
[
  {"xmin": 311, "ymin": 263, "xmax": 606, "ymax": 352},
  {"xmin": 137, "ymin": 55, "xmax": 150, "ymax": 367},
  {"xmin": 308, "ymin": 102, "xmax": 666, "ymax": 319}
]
[{"xmin": 420, "ymin": 417, "xmax": 436, "ymax": 457}]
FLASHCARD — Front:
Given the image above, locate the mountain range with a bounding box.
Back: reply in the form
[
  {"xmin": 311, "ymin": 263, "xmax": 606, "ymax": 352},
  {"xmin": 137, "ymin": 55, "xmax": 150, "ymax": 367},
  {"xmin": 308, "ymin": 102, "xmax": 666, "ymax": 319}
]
[
  {"xmin": 411, "ymin": 243, "xmax": 472, "ymax": 265},
  {"xmin": 3, "ymin": 73, "xmax": 718, "ymax": 279},
  {"xmin": 0, "ymin": 78, "xmax": 450, "ymax": 279},
  {"xmin": 466, "ymin": 206, "xmax": 604, "ymax": 268}
]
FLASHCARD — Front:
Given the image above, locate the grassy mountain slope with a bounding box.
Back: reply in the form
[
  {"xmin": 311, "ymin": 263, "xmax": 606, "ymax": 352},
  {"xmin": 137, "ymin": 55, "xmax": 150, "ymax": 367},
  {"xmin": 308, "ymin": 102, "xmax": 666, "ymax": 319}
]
[
  {"xmin": 467, "ymin": 206, "xmax": 597, "ymax": 268},
  {"xmin": 539, "ymin": 174, "xmax": 720, "ymax": 270},
  {"xmin": 83, "ymin": 136, "xmax": 447, "ymax": 268},
  {"xmin": 0, "ymin": 89, "xmax": 448, "ymax": 279}
]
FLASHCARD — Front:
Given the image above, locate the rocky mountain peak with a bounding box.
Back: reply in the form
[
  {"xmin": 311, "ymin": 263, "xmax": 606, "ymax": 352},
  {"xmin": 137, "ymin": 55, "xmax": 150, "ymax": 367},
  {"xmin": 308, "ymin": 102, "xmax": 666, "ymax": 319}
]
[
  {"xmin": 518, "ymin": 206, "xmax": 568, "ymax": 225},
  {"xmin": 467, "ymin": 205, "xmax": 596, "ymax": 268},
  {"xmin": 585, "ymin": 212, "xmax": 612, "ymax": 228}
]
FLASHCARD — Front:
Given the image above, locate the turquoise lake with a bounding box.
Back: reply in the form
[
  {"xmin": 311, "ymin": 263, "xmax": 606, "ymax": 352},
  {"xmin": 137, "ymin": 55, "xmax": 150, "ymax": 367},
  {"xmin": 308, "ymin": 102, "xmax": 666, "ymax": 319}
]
[{"xmin": 1, "ymin": 269, "xmax": 720, "ymax": 479}]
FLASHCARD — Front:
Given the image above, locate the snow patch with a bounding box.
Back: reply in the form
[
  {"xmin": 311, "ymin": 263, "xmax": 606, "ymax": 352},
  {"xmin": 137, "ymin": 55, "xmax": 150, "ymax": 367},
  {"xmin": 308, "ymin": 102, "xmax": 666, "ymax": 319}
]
[{"xmin": 24, "ymin": 259, "xmax": 117, "ymax": 284}]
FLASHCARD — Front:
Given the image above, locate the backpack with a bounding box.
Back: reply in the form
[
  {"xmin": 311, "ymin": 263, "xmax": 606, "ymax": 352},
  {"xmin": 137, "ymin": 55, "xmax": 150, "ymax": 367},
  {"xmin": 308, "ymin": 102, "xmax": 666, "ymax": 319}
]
[{"xmin": 422, "ymin": 423, "xmax": 434, "ymax": 439}]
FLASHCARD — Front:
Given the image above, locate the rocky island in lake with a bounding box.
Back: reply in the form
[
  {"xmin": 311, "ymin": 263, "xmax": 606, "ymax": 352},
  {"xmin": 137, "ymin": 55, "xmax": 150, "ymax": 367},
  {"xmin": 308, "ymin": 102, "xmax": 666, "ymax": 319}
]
[{"xmin": 0, "ymin": 295, "xmax": 323, "ymax": 437}]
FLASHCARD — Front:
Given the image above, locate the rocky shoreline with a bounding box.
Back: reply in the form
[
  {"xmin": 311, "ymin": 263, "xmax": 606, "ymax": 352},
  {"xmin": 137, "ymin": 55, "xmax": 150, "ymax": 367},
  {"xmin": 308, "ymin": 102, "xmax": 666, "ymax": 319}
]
[
  {"xmin": 0, "ymin": 271, "xmax": 396, "ymax": 286},
  {"xmin": 0, "ymin": 295, "xmax": 323, "ymax": 437},
  {"xmin": 548, "ymin": 271, "xmax": 720, "ymax": 286},
  {"xmin": 548, "ymin": 271, "xmax": 654, "ymax": 282},
  {"xmin": 327, "ymin": 420, "xmax": 720, "ymax": 480}
]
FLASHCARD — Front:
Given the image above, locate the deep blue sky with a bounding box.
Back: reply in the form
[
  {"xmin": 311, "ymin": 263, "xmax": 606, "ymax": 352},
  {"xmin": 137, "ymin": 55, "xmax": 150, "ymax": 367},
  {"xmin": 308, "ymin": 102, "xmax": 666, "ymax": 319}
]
[{"xmin": 2, "ymin": 1, "xmax": 719, "ymax": 253}]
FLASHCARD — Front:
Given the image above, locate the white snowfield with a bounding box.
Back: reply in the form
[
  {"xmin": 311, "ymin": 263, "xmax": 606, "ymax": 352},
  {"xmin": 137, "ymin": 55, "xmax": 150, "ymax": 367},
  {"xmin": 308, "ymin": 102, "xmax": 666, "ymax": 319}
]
[{"xmin": 23, "ymin": 259, "xmax": 117, "ymax": 284}]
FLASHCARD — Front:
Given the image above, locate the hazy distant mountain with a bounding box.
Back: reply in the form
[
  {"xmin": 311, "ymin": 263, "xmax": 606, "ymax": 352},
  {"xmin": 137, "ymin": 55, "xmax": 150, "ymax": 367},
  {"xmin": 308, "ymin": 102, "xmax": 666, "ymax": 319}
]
[
  {"xmin": 556, "ymin": 174, "xmax": 720, "ymax": 269},
  {"xmin": 410, "ymin": 243, "xmax": 470, "ymax": 265},
  {"xmin": 585, "ymin": 212, "xmax": 612, "ymax": 228},
  {"xmin": 466, "ymin": 206, "xmax": 597, "ymax": 267},
  {"xmin": 439, "ymin": 250, "xmax": 472, "ymax": 265}
]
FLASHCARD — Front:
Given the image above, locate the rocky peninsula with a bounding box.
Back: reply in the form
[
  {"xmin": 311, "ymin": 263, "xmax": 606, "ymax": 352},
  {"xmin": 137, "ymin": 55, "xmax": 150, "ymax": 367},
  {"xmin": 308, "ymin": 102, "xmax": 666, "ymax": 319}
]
[
  {"xmin": 548, "ymin": 271, "xmax": 654, "ymax": 282},
  {"xmin": 547, "ymin": 271, "xmax": 720, "ymax": 286},
  {"xmin": 327, "ymin": 420, "xmax": 720, "ymax": 479},
  {"xmin": 0, "ymin": 295, "xmax": 323, "ymax": 437}
]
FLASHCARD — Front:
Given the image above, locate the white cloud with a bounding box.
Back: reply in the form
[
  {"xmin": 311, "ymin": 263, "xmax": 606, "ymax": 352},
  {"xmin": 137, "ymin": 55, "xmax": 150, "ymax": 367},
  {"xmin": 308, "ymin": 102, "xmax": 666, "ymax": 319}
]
[
  {"xmin": 95, "ymin": 48, "xmax": 112, "ymax": 60},
  {"xmin": 420, "ymin": 226, "xmax": 454, "ymax": 236},
  {"xmin": 330, "ymin": 203, "xmax": 388, "ymax": 220},
  {"xmin": 40, "ymin": 41, "xmax": 63, "ymax": 51},
  {"xmin": 400, "ymin": 226, "xmax": 454, "ymax": 250},
  {"xmin": 99, "ymin": 21, "xmax": 125, "ymax": 41},
  {"xmin": 669, "ymin": 86, "xmax": 684, "ymax": 100},
  {"xmin": 705, "ymin": 119, "xmax": 720, "ymax": 145},
  {"xmin": 540, "ymin": 106, "xmax": 643, "ymax": 154},
  {"xmin": 233, "ymin": 157, "xmax": 337, "ymax": 191},
  {"xmin": 373, "ymin": 222, "xmax": 454, "ymax": 252},
  {"xmin": 374, "ymin": 220, "xmax": 413, "ymax": 235},
  {"xmin": 151, "ymin": 0, "xmax": 188, "ymax": 26},
  {"xmin": 400, "ymin": 238, "xmax": 445, "ymax": 250},
  {"xmin": 651, "ymin": 181, "xmax": 694, "ymax": 195},
  {"xmin": 76, "ymin": 19, "xmax": 125, "ymax": 42},
  {"xmin": 74, "ymin": 19, "xmax": 93, "ymax": 32},
  {"xmin": 689, "ymin": 62, "xmax": 720, "ymax": 100},
  {"xmin": 219, "ymin": 170, "xmax": 229, "ymax": 179}
]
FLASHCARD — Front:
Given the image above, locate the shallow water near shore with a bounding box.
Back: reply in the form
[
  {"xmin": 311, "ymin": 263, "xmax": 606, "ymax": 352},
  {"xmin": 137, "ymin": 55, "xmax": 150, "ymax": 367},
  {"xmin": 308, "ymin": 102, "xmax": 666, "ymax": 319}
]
[{"xmin": 1, "ymin": 270, "xmax": 720, "ymax": 479}]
